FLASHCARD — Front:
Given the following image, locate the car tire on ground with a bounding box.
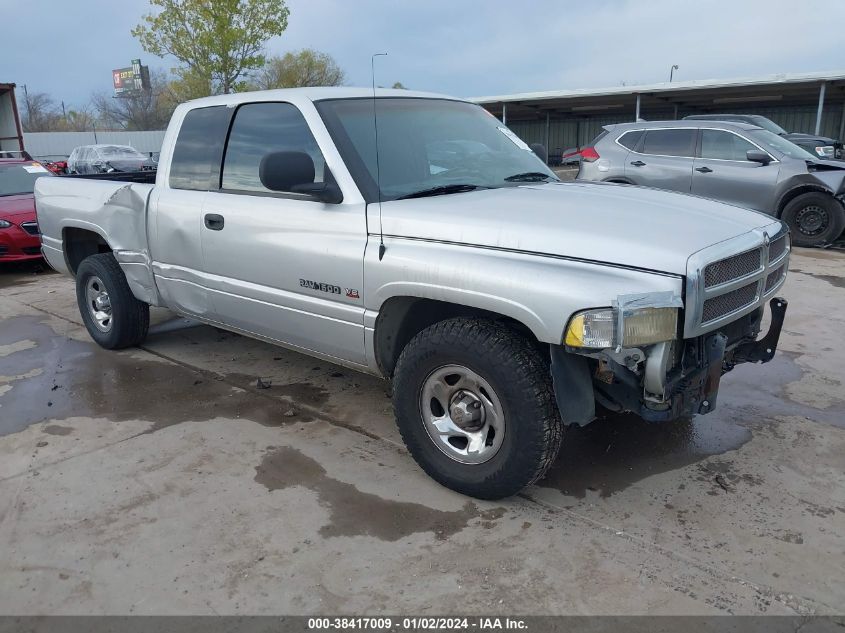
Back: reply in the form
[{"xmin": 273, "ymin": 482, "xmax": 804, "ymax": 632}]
[
  {"xmin": 75, "ymin": 253, "xmax": 149, "ymax": 349},
  {"xmin": 781, "ymin": 192, "xmax": 845, "ymax": 247},
  {"xmin": 392, "ymin": 317, "xmax": 562, "ymax": 500}
]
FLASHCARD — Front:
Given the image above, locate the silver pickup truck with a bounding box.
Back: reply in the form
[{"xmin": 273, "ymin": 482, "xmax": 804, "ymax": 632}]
[{"xmin": 34, "ymin": 87, "xmax": 790, "ymax": 499}]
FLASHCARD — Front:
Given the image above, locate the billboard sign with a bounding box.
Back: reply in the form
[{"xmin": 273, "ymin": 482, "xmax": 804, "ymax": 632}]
[{"xmin": 112, "ymin": 59, "xmax": 150, "ymax": 97}]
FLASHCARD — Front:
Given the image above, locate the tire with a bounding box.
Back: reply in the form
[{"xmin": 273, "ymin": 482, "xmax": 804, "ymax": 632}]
[
  {"xmin": 75, "ymin": 253, "xmax": 149, "ymax": 349},
  {"xmin": 781, "ymin": 192, "xmax": 845, "ymax": 247},
  {"xmin": 392, "ymin": 318, "xmax": 562, "ymax": 500}
]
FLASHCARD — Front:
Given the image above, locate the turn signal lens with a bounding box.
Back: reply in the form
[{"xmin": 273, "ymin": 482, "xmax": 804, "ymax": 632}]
[{"xmin": 564, "ymin": 309, "xmax": 615, "ymax": 348}]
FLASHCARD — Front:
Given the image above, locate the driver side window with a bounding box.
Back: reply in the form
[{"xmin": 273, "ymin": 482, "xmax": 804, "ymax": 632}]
[{"xmin": 222, "ymin": 102, "xmax": 325, "ymax": 194}]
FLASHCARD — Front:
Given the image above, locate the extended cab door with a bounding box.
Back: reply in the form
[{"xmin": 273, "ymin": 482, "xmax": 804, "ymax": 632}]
[
  {"xmin": 148, "ymin": 105, "xmax": 233, "ymax": 319},
  {"xmin": 624, "ymin": 128, "xmax": 696, "ymax": 193},
  {"xmin": 199, "ymin": 101, "xmax": 368, "ymax": 366},
  {"xmin": 691, "ymin": 128, "xmax": 780, "ymax": 213}
]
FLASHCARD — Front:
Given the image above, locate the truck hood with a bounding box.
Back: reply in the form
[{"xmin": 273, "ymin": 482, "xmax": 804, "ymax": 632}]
[
  {"xmin": 785, "ymin": 132, "xmax": 840, "ymax": 145},
  {"xmin": 376, "ymin": 182, "xmax": 779, "ymax": 275}
]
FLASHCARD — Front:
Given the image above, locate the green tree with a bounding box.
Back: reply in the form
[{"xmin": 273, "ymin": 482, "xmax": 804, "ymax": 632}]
[
  {"xmin": 163, "ymin": 67, "xmax": 215, "ymax": 106},
  {"xmin": 132, "ymin": 0, "xmax": 290, "ymax": 94},
  {"xmin": 252, "ymin": 49, "xmax": 346, "ymax": 90},
  {"xmin": 391, "ymin": 82, "xmax": 407, "ymax": 89}
]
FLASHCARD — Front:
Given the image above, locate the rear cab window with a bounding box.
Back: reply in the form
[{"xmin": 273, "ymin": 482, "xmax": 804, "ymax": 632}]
[
  {"xmin": 639, "ymin": 129, "xmax": 697, "ymax": 157},
  {"xmin": 169, "ymin": 106, "xmax": 232, "ymax": 190}
]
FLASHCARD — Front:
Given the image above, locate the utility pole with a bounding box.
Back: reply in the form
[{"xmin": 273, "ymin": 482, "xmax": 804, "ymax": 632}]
[{"xmin": 21, "ymin": 84, "xmax": 30, "ymax": 130}]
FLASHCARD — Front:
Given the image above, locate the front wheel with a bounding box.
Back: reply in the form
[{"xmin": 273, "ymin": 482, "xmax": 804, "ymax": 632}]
[
  {"xmin": 781, "ymin": 192, "xmax": 845, "ymax": 247},
  {"xmin": 392, "ymin": 318, "xmax": 562, "ymax": 500},
  {"xmin": 76, "ymin": 253, "xmax": 149, "ymax": 349}
]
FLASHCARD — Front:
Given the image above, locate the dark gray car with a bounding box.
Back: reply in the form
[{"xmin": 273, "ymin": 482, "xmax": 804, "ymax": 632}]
[{"xmin": 577, "ymin": 120, "xmax": 845, "ymax": 246}]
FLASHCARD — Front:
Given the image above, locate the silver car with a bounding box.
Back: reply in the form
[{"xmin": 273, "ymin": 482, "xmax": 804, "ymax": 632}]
[
  {"xmin": 67, "ymin": 144, "xmax": 155, "ymax": 175},
  {"xmin": 577, "ymin": 120, "xmax": 845, "ymax": 246}
]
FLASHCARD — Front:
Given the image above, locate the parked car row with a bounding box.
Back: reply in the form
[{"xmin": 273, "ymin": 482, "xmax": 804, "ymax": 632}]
[{"xmin": 576, "ymin": 120, "xmax": 845, "ymax": 247}]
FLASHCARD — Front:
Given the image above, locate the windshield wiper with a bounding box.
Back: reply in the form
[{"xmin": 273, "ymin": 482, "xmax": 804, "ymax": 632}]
[
  {"xmin": 504, "ymin": 172, "xmax": 555, "ymax": 182},
  {"xmin": 396, "ymin": 184, "xmax": 485, "ymax": 200}
]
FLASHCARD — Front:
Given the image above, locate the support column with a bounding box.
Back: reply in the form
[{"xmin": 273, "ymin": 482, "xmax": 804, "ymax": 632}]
[
  {"xmin": 545, "ymin": 111, "xmax": 550, "ymax": 159},
  {"xmin": 673, "ymin": 103, "xmax": 679, "ymax": 120},
  {"xmin": 815, "ymin": 82, "xmax": 826, "ymax": 136},
  {"xmin": 635, "ymin": 94, "xmax": 641, "ymax": 121},
  {"xmin": 838, "ymin": 102, "xmax": 845, "ymax": 142},
  {"xmin": 502, "ymin": 103, "xmax": 507, "ymax": 125}
]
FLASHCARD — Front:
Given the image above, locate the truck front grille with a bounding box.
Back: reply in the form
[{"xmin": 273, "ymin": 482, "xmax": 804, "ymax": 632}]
[
  {"xmin": 768, "ymin": 235, "xmax": 787, "ymax": 262},
  {"xmin": 702, "ymin": 281, "xmax": 758, "ymax": 323},
  {"xmin": 703, "ymin": 248, "xmax": 761, "ymax": 288},
  {"xmin": 685, "ymin": 225, "xmax": 790, "ymax": 337},
  {"xmin": 764, "ymin": 264, "xmax": 786, "ymax": 293}
]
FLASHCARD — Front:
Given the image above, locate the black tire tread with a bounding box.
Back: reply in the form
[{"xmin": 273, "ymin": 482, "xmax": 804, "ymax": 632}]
[
  {"xmin": 76, "ymin": 253, "xmax": 149, "ymax": 349},
  {"xmin": 392, "ymin": 317, "xmax": 562, "ymax": 499}
]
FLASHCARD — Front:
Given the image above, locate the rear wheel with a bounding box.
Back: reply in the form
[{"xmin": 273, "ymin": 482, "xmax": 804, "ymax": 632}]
[
  {"xmin": 392, "ymin": 318, "xmax": 562, "ymax": 500},
  {"xmin": 76, "ymin": 253, "xmax": 149, "ymax": 349},
  {"xmin": 781, "ymin": 192, "xmax": 845, "ymax": 247}
]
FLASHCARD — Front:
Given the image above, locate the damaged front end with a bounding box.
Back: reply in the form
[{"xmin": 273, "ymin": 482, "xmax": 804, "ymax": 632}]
[
  {"xmin": 551, "ymin": 223, "xmax": 790, "ymax": 426},
  {"xmin": 551, "ymin": 297, "xmax": 787, "ymax": 425}
]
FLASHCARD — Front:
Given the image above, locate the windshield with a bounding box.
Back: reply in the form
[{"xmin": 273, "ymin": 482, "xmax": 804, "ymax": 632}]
[
  {"xmin": 98, "ymin": 146, "xmax": 146, "ymax": 158},
  {"xmin": 316, "ymin": 98, "xmax": 557, "ymax": 202},
  {"xmin": 0, "ymin": 163, "xmax": 54, "ymax": 196},
  {"xmin": 749, "ymin": 129, "xmax": 817, "ymax": 160}
]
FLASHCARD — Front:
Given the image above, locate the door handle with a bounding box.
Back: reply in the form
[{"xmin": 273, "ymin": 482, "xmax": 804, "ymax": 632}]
[
  {"xmin": 695, "ymin": 166, "xmax": 714, "ymax": 173},
  {"xmin": 630, "ymin": 160, "xmax": 646, "ymax": 167},
  {"xmin": 204, "ymin": 213, "xmax": 225, "ymax": 230}
]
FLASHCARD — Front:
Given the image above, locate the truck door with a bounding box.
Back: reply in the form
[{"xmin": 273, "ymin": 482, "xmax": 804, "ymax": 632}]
[
  {"xmin": 624, "ymin": 128, "xmax": 696, "ymax": 193},
  {"xmin": 199, "ymin": 101, "xmax": 368, "ymax": 366},
  {"xmin": 691, "ymin": 128, "xmax": 780, "ymax": 213},
  {"xmin": 148, "ymin": 105, "xmax": 232, "ymax": 319}
]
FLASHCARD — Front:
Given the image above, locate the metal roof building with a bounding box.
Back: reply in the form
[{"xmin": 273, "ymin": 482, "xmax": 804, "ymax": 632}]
[{"xmin": 471, "ymin": 70, "xmax": 845, "ymax": 157}]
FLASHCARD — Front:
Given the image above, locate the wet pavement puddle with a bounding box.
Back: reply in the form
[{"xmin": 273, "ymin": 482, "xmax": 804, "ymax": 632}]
[
  {"xmin": 0, "ymin": 316, "xmax": 318, "ymax": 436},
  {"xmin": 254, "ymin": 445, "xmax": 506, "ymax": 541}
]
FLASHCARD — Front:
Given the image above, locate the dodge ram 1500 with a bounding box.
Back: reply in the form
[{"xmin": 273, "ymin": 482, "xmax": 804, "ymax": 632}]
[{"xmin": 34, "ymin": 88, "xmax": 790, "ymax": 499}]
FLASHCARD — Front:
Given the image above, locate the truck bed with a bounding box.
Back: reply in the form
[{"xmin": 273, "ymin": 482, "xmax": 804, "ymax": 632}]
[{"xmin": 35, "ymin": 176, "xmax": 156, "ymax": 302}]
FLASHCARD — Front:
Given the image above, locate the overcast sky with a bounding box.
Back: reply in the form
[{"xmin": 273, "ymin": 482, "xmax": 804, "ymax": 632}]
[{"xmin": 2, "ymin": 0, "xmax": 844, "ymax": 108}]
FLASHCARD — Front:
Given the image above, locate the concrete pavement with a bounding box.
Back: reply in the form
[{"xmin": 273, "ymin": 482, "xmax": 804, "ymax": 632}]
[{"xmin": 0, "ymin": 250, "xmax": 843, "ymax": 615}]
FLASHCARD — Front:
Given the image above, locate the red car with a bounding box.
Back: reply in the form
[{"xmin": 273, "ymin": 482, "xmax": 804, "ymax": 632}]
[{"xmin": 0, "ymin": 158, "xmax": 54, "ymax": 262}]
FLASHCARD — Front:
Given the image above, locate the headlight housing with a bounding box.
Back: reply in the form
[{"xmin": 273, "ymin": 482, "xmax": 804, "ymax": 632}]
[
  {"xmin": 565, "ymin": 307, "xmax": 678, "ymax": 349},
  {"xmin": 0, "ymin": 219, "xmax": 12, "ymax": 229},
  {"xmin": 815, "ymin": 145, "xmax": 835, "ymax": 158}
]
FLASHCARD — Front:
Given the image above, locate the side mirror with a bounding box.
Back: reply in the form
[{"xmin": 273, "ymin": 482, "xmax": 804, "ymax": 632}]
[
  {"xmin": 259, "ymin": 151, "xmax": 343, "ymax": 203},
  {"xmin": 290, "ymin": 180, "xmax": 343, "ymax": 204},
  {"xmin": 746, "ymin": 149, "xmax": 772, "ymax": 165},
  {"xmin": 530, "ymin": 143, "xmax": 548, "ymax": 164}
]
